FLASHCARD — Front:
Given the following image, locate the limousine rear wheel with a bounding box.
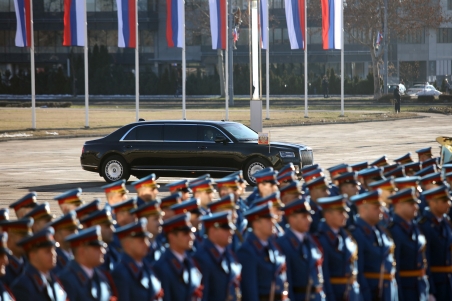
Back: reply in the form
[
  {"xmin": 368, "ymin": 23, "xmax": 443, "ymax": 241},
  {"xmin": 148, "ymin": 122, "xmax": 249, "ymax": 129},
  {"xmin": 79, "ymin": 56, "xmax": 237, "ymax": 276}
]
[
  {"xmin": 244, "ymin": 158, "xmax": 268, "ymax": 186},
  {"xmin": 102, "ymin": 155, "xmax": 130, "ymax": 183}
]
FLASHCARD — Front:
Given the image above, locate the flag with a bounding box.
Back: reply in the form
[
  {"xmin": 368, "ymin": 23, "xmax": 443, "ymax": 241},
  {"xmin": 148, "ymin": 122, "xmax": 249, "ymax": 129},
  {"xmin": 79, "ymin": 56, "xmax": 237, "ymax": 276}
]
[
  {"xmin": 166, "ymin": 0, "xmax": 183, "ymax": 48},
  {"xmin": 209, "ymin": 0, "xmax": 227, "ymax": 49},
  {"xmin": 117, "ymin": 0, "xmax": 137, "ymax": 48},
  {"xmin": 284, "ymin": 0, "xmax": 306, "ymax": 50},
  {"xmin": 376, "ymin": 31, "xmax": 383, "ymax": 46},
  {"xmin": 13, "ymin": 0, "xmax": 32, "ymax": 47},
  {"xmin": 321, "ymin": 0, "xmax": 342, "ymax": 50},
  {"xmin": 260, "ymin": 0, "xmax": 269, "ymax": 49},
  {"xmin": 63, "ymin": 0, "xmax": 85, "ymax": 46}
]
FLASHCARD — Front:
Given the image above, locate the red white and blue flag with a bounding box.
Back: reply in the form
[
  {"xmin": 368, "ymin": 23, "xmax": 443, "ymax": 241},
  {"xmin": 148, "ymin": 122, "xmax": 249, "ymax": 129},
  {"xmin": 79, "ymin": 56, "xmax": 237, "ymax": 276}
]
[
  {"xmin": 321, "ymin": 0, "xmax": 342, "ymax": 50},
  {"xmin": 166, "ymin": 0, "xmax": 184, "ymax": 48},
  {"xmin": 117, "ymin": 0, "xmax": 137, "ymax": 48},
  {"xmin": 376, "ymin": 31, "xmax": 383, "ymax": 46},
  {"xmin": 284, "ymin": 0, "xmax": 306, "ymax": 50},
  {"xmin": 13, "ymin": 0, "xmax": 32, "ymax": 47},
  {"xmin": 63, "ymin": 0, "xmax": 85, "ymax": 46},
  {"xmin": 209, "ymin": 0, "xmax": 226, "ymax": 49},
  {"xmin": 260, "ymin": 0, "xmax": 269, "ymax": 49}
]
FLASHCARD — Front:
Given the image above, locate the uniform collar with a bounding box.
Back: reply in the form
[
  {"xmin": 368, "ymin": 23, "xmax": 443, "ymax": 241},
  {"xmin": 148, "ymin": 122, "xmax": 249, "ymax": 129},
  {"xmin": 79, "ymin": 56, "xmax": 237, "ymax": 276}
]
[
  {"xmin": 289, "ymin": 228, "xmax": 305, "ymax": 242},
  {"xmin": 170, "ymin": 249, "xmax": 186, "ymax": 263},
  {"xmin": 356, "ymin": 217, "xmax": 375, "ymax": 237},
  {"xmin": 80, "ymin": 264, "xmax": 94, "ymax": 279}
]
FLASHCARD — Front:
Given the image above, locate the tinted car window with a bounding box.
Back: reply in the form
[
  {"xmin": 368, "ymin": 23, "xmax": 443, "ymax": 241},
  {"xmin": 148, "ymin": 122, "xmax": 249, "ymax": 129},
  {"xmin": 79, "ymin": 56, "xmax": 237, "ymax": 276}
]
[
  {"xmin": 198, "ymin": 126, "xmax": 224, "ymax": 142},
  {"xmin": 164, "ymin": 124, "xmax": 197, "ymax": 141},
  {"xmin": 123, "ymin": 125, "xmax": 163, "ymax": 141}
]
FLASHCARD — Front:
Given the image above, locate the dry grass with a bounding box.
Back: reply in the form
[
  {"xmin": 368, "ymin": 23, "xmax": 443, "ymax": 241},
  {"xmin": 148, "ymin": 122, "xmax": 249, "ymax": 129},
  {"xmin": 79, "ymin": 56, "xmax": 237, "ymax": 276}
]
[{"xmin": 0, "ymin": 107, "xmax": 419, "ymax": 139}]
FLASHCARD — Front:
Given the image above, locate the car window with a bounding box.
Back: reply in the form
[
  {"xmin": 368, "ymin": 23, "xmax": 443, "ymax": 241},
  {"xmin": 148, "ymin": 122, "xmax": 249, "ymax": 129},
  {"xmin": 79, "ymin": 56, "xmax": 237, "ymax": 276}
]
[
  {"xmin": 123, "ymin": 125, "xmax": 163, "ymax": 141},
  {"xmin": 164, "ymin": 124, "xmax": 197, "ymax": 141},
  {"xmin": 221, "ymin": 123, "xmax": 258, "ymax": 141},
  {"xmin": 198, "ymin": 126, "xmax": 224, "ymax": 142}
]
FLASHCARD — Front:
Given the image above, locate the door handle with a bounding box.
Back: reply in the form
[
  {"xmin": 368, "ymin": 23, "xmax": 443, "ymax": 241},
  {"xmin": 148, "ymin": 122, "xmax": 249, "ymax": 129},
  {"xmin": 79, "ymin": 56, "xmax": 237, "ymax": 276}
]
[
  {"xmin": 198, "ymin": 146, "xmax": 208, "ymax": 150},
  {"xmin": 124, "ymin": 145, "xmax": 133, "ymax": 149}
]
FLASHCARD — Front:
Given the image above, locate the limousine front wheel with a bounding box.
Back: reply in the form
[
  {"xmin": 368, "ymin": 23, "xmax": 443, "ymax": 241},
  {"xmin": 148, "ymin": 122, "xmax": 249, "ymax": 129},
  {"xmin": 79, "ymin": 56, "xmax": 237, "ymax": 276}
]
[
  {"xmin": 244, "ymin": 158, "xmax": 268, "ymax": 186},
  {"xmin": 102, "ymin": 155, "xmax": 130, "ymax": 183}
]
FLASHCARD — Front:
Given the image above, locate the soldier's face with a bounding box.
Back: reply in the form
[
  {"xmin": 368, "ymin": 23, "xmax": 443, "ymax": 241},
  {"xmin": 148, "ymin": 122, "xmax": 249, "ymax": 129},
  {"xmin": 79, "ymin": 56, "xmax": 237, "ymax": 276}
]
[
  {"xmin": 325, "ymin": 210, "xmax": 348, "ymax": 229},
  {"xmin": 7, "ymin": 232, "xmax": 25, "ymax": 257},
  {"xmin": 107, "ymin": 192, "xmax": 128, "ymax": 206},
  {"xmin": 0, "ymin": 253, "xmax": 8, "ymax": 276},
  {"xmin": 116, "ymin": 211, "xmax": 136, "ymax": 227},
  {"xmin": 290, "ymin": 213, "xmax": 312, "ymax": 233},
  {"xmin": 146, "ymin": 215, "xmax": 162, "ymax": 236},
  {"xmin": 340, "ymin": 183, "xmax": 360, "ymax": 198},
  {"xmin": 84, "ymin": 245, "xmax": 105, "ymax": 268},
  {"xmin": 181, "ymin": 191, "xmax": 191, "ymax": 201},
  {"xmin": 309, "ymin": 186, "xmax": 330, "ymax": 202},
  {"xmin": 32, "ymin": 219, "xmax": 50, "ymax": 234},
  {"xmin": 396, "ymin": 202, "xmax": 418, "ymax": 220},
  {"xmin": 132, "ymin": 237, "xmax": 150, "ymax": 260},
  {"xmin": 418, "ymin": 154, "xmax": 432, "ymax": 162},
  {"xmin": 32, "ymin": 246, "xmax": 56, "ymax": 272},
  {"xmin": 55, "ymin": 228, "xmax": 78, "ymax": 250},
  {"xmin": 258, "ymin": 183, "xmax": 276, "ymax": 198},
  {"xmin": 15, "ymin": 207, "xmax": 32, "ymax": 219},
  {"xmin": 365, "ymin": 203, "xmax": 383, "ymax": 225},
  {"xmin": 100, "ymin": 224, "xmax": 114, "ymax": 244},
  {"xmin": 138, "ymin": 187, "xmax": 159, "ymax": 202},
  {"xmin": 253, "ymin": 217, "xmax": 274, "ymax": 238},
  {"xmin": 430, "ymin": 199, "xmax": 451, "ymax": 216},
  {"xmin": 162, "ymin": 209, "xmax": 175, "ymax": 221},
  {"xmin": 170, "ymin": 231, "xmax": 194, "ymax": 251},
  {"xmin": 210, "ymin": 228, "xmax": 233, "ymax": 248},
  {"xmin": 60, "ymin": 204, "xmax": 79, "ymax": 215}
]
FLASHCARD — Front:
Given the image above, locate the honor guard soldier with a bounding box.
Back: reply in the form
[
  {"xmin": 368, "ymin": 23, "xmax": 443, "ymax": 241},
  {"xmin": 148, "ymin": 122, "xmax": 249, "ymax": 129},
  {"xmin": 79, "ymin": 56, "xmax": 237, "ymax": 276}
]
[
  {"xmin": 171, "ymin": 198, "xmax": 204, "ymax": 251},
  {"xmin": 350, "ymin": 190, "xmax": 398, "ymax": 301},
  {"xmin": 11, "ymin": 227, "xmax": 68, "ymax": 301},
  {"xmin": 276, "ymin": 199, "xmax": 325, "ymax": 301},
  {"xmin": 335, "ymin": 172, "xmax": 360, "ymax": 199},
  {"xmin": 388, "ymin": 188, "xmax": 429, "ymax": 301},
  {"xmin": 153, "ymin": 213, "xmax": 203, "ymax": 301},
  {"xmin": 416, "ymin": 147, "xmax": 433, "ymax": 163},
  {"xmin": 111, "ymin": 197, "xmax": 137, "ymax": 227},
  {"xmin": 23, "ymin": 202, "xmax": 54, "ymax": 233},
  {"xmin": 166, "ymin": 180, "xmax": 192, "ymax": 201},
  {"xmin": 394, "ymin": 153, "xmax": 414, "ymax": 165},
  {"xmin": 403, "ymin": 162, "xmax": 422, "ymax": 177},
  {"xmin": 132, "ymin": 174, "xmax": 160, "ymax": 205},
  {"xmin": 0, "ymin": 218, "xmax": 33, "ymax": 287},
  {"xmin": 160, "ymin": 192, "xmax": 182, "ymax": 221},
  {"xmin": 305, "ymin": 176, "xmax": 330, "ymax": 233},
  {"xmin": 189, "ymin": 179, "xmax": 216, "ymax": 213},
  {"xmin": 54, "ymin": 188, "xmax": 84, "ymax": 215},
  {"xmin": 75, "ymin": 199, "xmax": 102, "ymax": 221},
  {"xmin": 48, "ymin": 211, "xmax": 79, "ymax": 274},
  {"xmin": 280, "ymin": 180, "xmax": 304, "ymax": 205},
  {"xmin": 112, "ymin": 219, "xmax": 163, "ymax": 300},
  {"xmin": 420, "ymin": 173, "xmax": 443, "ymax": 191},
  {"xmin": 131, "ymin": 201, "xmax": 165, "ymax": 265},
  {"xmin": 357, "ymin": 167, "xmax": 385, "ymax": 191},
  {"xmin": 418, "ymin": 185, "xmax": 452, "ymax": 300},
  {"xmin": 101, "ymin": 180, "xmax": 128, "ymax": 207},
  {"xmin": 245, "ymin": 168, "xmax": 279, "ymax": 205},
  {"xmin": 327, "ymin": 163, "xmax": 351, "ymax": 196},
  {"xmin": 252, "ymin": 192, "xmax": 286, "ymax": 237},
  {"xmin": 277, "ymin": 163, "xmax": 297, "ymax": 189},
  {"xmin": 59, "ymin": 226, "xmax": 114, "ymax": 301},
  {"xmin": 80, "ymin": 209, "xmax": 119, "ymax": 293},
  {"xmin": 316, "ymin": 195, "xmax": 361, "ymax": 301},
  {"xmin": 9, "ymin": 192, "xmax": 38, "ymax": 219},
  {"xmin": 216, "ymin": 176, "xmax": 248, "ymax": 232},
  {"xmin": 368, "ymin": 179, "xmax": 397, "ymax": 227},
  {"xmin": 0, "ymin": 233, "xmax": 14, "ymax": 300},
  {"xmin": 193, "ymin": 212, "xmax": 242, "ymax": 301},
  {"xmin": 302, "ymin": 168, "xmax": 325, "ymax": 193},
  {"xmin": 237, "ymin": 203, "xmax": 288, "ymax": 301}
]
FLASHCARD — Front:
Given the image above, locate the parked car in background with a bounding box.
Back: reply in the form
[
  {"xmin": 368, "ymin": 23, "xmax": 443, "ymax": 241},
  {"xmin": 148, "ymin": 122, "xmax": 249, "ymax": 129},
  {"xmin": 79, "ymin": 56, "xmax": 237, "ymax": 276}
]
[
  {"xmin": 406, "ymin": 84, "xmax": 441, "ymax": 97},
  {"xmin": 388, "ymin": 84, "xmax": 406, "ymax": 95},
  {"xmin": 80, "ymin": 120, "xmax": 314, "ymax": 185}
]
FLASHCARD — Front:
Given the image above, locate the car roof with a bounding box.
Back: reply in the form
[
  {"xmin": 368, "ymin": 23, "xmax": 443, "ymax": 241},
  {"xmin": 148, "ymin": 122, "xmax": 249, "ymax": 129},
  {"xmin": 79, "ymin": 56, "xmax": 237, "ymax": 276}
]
[{"xmin": 126, "ymin": 120, "xmax": 239, "ymax": 127}]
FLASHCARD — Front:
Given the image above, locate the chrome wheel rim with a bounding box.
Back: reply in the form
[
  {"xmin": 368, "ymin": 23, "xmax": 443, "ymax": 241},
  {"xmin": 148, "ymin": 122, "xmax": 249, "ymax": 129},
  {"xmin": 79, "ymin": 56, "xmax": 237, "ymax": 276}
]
[
  {"xmin": 105, "ymin": 160, "xmax": 123, "ymax": 181},
  {"xmin": 248, "ymin": 162, "xmax": 265, "ymax": 184}
]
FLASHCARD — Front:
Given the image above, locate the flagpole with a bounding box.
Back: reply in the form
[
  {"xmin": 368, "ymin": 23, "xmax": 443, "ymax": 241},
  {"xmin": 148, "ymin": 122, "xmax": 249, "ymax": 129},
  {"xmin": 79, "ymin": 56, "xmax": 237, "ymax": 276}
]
[
  {"xmin": 265, "ymin": 0, "xmax": 269, "ymax": 120},
  {"xmin": 304, "ymin": 0, "xmax": 308, "ymax": 118},
  {"xmin": 135, "ymin": 0, "xmax": 139, "ymax": 122},
  {"xmin": 182, "ymin": 0, "xmax": 186, "ymax": 120},
  {"xmin": 225, "ymin": 0, "xmax": 229, "ymax": 121},
  {"xmin": 84, "ymin": 0, "xmax": 89, "ymax": 128},
  {"xmin": 30, "ymin": 0, "xmax": 36, "ymax": 129},
  {"xmin": 340, "ymin": 0, "xmax": 344, "ymax": 116}
]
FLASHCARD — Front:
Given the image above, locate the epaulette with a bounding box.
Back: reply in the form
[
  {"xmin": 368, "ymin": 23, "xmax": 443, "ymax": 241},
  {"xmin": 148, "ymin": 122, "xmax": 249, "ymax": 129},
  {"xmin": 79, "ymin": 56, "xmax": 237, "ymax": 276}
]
[{"xmin": 418, "ymin": 216, "xmax": 428, "ymax": 225}]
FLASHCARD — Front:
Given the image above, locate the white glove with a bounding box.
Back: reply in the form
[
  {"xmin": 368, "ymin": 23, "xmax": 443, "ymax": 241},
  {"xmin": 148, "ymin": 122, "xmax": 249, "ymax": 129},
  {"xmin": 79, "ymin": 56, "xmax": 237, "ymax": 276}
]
[{"xmin": 428, "ymin": 294, "xmax": 436, "ymax": 301}]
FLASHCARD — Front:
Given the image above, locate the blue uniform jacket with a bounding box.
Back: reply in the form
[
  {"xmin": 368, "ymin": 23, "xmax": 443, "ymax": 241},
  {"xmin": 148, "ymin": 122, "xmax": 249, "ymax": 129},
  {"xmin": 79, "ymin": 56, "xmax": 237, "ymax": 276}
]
[
  {"xmin": 308, "ymin": 197, "xmax": 323, "ymax": 234},
  {"xmin": 1, "ymin": 254, "xmax": 25, "ymax": 287},
  {"xmin": 236, "ymin": 231, "xmax": 287, "ymax": 301},
  {"xmin": 245, "ymin": 188, "xmax": 259, "ymax": 206},
  {"xmin": 389, "ymin": 214, "xmax": 429, "ymax": 301},
  {"xmin": 52, "ymin": 247, "xmax": 72, "ymax": 275},
  {"xmin": 418, "ymin": 208, "xmax": 452, "ymax": 300},
  {"xmin": 351, "ymin": 217, "xmax": 398, "ymax": 301},
  {"xmin": 144, "ymin": 238, "xmax": 167, "ymax": 266},
  {"xmin": 153, "ymin": 249, "xmax": 202, "ymax": 301},
  {"xmin": 192, "ymin": 238, "xmax": 242, "ymax": 301},
  {"xmin": 276, "ymin": 229, "xmax": 325, "ymax": 301},
  {"xmin": 315, "ymin": 221, "xmax": 361, "ymax": 301},
  {"xmin": 59, "ymin": 260, "xmax": 113, "ymax": 301},
  {"xmin": 101, "ymin": 245, "xmax": 121, "ymax": 273},
  {"xmin": 10, "ymin": 263, "xmax": 67, "ymax": 301},
  {"xmin": 0, "ymin": 282, "xmax": 14, "ymax": 301},
  {"xmin": 111, "ymin": 252, "xmax": 162, "ymax": 301}
]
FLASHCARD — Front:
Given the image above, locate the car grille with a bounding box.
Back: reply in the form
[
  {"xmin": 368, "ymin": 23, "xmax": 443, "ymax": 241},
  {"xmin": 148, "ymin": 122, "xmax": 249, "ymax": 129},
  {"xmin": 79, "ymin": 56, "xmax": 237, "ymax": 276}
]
[{"xmin": 300, "ymin": 149, "xmax": 314, "ymax": 166}]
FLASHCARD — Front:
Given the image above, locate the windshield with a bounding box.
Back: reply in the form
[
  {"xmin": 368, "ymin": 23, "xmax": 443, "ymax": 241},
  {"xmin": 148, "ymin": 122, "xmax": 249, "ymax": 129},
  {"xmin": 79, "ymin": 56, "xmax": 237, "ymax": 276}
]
[{"xmin": 222, "ymin": 123, "xmax": 258, "ymax": 141}]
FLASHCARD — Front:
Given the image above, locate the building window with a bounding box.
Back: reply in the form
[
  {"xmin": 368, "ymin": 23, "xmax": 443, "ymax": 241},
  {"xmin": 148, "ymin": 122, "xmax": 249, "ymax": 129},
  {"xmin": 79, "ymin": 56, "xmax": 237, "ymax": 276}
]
[
  {"xmin": 399, "ymin": 29, "xmax": 425, "ymax": 44},
  {"xmin": 437, "ymin": 28, "xmax": 452, "ymax": 43},
  {"xmin": 448, "ymin": 0, "xmax": 452, "ymax": 10},
  {"xmin": 0, "ymin": 0, "xmax": 14, "ymax": 12},
  {"xmin": 44, "ymin": 0, "xmax": 63, "ymax": 12}
]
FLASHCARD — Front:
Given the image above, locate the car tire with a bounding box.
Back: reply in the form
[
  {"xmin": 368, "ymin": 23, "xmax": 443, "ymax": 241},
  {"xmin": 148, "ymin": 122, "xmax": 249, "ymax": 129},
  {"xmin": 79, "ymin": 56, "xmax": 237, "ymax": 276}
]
[
  {"xmin": 244, "ymin": 158, "xmax": 268, "ymax": 186},
  {"xmin": 102, "ymin": 155, "xmax": 130, "ymax": 183}
]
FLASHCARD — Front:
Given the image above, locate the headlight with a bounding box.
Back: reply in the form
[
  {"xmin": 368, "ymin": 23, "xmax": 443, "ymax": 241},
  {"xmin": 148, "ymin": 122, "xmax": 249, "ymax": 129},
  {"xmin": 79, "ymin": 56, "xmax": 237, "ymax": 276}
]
[{"xmin": 279, "ymin": 151, "xmax": 295, "ymax": 158}]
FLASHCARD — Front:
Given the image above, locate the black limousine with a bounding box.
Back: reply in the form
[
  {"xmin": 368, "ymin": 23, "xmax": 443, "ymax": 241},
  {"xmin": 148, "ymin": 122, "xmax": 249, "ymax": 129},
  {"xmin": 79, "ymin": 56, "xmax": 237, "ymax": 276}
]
[{"xmin": 80, "ymin": 120, "xmax": 313, "ymax": 185}]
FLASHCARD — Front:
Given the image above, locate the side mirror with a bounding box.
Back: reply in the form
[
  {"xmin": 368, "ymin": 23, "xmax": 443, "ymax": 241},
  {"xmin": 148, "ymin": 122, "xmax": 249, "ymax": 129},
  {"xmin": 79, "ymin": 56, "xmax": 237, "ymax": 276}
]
[{"xmin": 215, "ymin": 135, "xmax": 228, "ymax": 143}]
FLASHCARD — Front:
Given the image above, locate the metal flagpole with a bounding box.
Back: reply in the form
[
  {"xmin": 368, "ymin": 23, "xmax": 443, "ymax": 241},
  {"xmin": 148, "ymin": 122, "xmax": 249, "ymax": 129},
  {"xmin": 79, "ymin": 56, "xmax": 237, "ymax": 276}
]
[
  {"xmin": 84, "ymin": 0, "xmax": 89, "ymax": 128},
  {"xmin": 265, "ymin": 0, "xmax": 269, "ymax": 120},
  {"xmin": 304, "ymin": 0, "xmax": 308, "ymax": 118},
  {"xmin": 258, "ymin": 0, "xmax": 262, "ymax": 101},
  {"xmin": 135, "ymin": 0, "xmax": 139, "ymax": 122},
  {"xmin": 340, "ymin": 0, "xmax": 344, "ymax": 116},
  {"xmin": 182, "ymin": 0, "xmax": 186, "ymax": 120},
  {"xmin": 225, "ymin": 0, "xmax": 229, "ymax": 121},
  {"xmin": 30, "ymin": 0, "xmax": 36, "ymax": 129}
]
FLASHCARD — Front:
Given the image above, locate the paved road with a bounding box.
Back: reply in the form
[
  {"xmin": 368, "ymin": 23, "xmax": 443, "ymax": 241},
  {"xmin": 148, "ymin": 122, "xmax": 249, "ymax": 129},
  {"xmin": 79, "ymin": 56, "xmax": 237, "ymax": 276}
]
[{"xmin": 0, "ymin": 112, "xmax": 449, "ymax": 216}]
